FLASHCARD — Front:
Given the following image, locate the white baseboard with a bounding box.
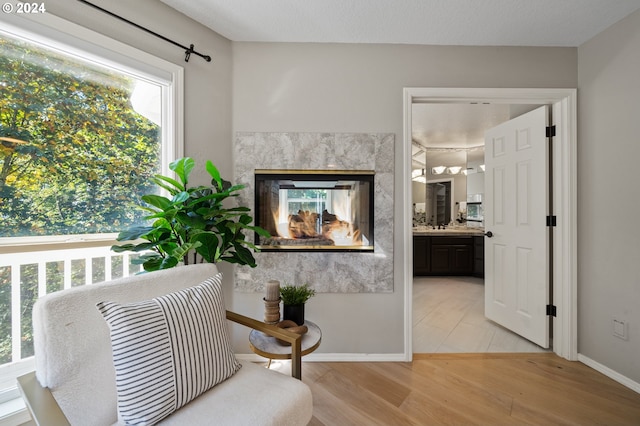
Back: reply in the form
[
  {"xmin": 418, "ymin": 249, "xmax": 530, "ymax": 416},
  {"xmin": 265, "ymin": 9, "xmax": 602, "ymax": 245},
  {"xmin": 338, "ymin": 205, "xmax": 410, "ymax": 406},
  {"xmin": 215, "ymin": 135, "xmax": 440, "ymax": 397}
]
[
  {"xmin": 238, "ymin": 352, "xmax": 640, "ymax": 395},
  {"xmin": 578, "ymin": 353, "xmax": 640, "ymax": 394},
  {"xmin": 236, "ymin": 353, "xmax": 407, "ymax": 363}
]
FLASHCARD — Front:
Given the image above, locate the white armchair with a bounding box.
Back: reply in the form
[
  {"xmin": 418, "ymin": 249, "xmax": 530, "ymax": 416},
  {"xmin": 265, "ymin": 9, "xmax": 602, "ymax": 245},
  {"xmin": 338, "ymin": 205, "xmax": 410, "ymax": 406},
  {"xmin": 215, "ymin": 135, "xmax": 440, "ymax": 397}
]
[{"xmin": 17, "ymin": 264, "xmax": 312, "ymax": 425}]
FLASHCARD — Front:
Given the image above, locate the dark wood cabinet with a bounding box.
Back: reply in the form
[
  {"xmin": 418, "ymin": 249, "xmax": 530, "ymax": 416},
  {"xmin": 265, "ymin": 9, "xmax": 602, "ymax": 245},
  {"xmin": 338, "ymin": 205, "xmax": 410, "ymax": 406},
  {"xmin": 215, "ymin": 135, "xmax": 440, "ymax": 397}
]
[
  {"xmin": 473, "ymin": 236, "xmax": 485, "ymax": 278},
  {"xmin": 412, "ymin": 236, "xmax": 430, "ymax": 275},
  {"xmin": 413, "ymin": 235, "xmax": 480, "ymax": 276},
  {"xmin": 430, "ymin": 237, "xmax": 473, "ymax": 275}
]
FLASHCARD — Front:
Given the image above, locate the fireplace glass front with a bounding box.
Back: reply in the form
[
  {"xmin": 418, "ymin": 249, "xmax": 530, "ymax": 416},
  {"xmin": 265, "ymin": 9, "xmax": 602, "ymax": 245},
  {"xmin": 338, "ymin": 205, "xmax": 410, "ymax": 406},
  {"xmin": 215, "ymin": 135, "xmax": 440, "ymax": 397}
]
[{"xmin": 254, "ymin": 170, "xmax": 374, "ymax": 251}]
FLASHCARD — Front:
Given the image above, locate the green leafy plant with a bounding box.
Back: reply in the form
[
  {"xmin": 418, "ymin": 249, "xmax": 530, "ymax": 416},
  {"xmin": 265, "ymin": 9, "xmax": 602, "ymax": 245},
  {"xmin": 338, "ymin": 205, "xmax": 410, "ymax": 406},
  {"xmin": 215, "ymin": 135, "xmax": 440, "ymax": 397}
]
[
  {"xmin": 111, "ymin": 157, "xmax": 270, "ymax": 271},
  {"xmin": 279, "ymin": 283, "xmax": 316, "ymax": 305}
]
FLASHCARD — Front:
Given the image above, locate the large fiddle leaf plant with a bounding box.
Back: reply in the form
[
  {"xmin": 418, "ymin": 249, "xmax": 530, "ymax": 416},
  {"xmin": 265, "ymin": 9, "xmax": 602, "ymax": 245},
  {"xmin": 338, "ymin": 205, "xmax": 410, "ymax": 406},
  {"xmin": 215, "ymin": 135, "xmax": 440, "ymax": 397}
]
[{"xmin": 111, "ymin": 157, "xmax": 270, "ymax": 271}]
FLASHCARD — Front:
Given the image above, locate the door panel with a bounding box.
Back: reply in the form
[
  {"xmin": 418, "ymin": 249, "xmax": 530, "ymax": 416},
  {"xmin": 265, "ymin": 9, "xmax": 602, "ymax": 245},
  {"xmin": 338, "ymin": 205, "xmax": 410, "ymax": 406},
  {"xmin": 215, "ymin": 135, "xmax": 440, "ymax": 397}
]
[{"xmin": 484, "ymin": 105, "xmax": 549, "ymax": 348}]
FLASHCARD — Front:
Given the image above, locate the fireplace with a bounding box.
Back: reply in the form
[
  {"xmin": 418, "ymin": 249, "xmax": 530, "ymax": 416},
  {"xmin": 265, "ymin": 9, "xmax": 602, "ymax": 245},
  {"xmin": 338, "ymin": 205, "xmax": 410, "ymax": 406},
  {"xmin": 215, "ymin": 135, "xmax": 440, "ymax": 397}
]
[{"xmin": 254, "ymin": 170, "xmax": 374, "ymax": 251}]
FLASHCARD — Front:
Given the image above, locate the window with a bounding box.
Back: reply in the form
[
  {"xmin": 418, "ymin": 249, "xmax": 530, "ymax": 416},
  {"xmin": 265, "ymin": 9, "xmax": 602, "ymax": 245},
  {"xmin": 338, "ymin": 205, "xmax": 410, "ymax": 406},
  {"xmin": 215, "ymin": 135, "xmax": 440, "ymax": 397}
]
[
  {"xmin": 0, "ymin": 10, "xmax": 183, "ymax": 407},
  {"xmin": 1, "ymin": 33, "xmax": 164, "ymax": 237},
  {"xmin": 281, "ymin": 189, "xmax": 330, "ymax": 219},
  {"xmin": 0, "ymin": 12, "xmax": 183, "ymax": 242}
]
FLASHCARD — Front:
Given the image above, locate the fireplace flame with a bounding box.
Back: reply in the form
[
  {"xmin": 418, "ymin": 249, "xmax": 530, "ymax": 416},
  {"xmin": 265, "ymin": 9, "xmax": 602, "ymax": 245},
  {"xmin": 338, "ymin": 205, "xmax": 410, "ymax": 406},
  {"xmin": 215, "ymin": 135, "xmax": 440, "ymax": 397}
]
[
  {"xmin": 270, "ymin": 205, "xmax": 364, "ymax": 246},
  {"xmin": 288, "ymin": 210, "xmax": 318, "ymax": 239}
]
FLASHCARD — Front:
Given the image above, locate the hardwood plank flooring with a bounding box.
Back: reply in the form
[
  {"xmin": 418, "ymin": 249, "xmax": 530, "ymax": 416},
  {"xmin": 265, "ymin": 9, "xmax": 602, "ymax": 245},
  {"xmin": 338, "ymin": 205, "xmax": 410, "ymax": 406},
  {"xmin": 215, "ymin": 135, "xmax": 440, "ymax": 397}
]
[{"xmin": 300, "ymin": 354, "xmax": 640, "ymax": 425}]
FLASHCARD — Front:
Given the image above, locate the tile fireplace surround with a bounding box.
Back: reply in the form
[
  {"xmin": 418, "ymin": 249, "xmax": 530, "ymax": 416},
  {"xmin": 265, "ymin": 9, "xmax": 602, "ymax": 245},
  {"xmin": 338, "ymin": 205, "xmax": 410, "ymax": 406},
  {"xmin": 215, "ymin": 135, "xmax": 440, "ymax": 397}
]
[{"xmin": 234, "ymin": 132, "xmax": 394, "ymax": 293}]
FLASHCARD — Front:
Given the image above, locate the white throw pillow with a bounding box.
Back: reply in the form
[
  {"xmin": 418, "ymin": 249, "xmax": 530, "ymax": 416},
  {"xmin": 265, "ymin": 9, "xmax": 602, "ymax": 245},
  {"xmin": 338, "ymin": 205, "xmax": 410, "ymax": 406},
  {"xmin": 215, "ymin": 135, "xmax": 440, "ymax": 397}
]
[{"xmin": 96, "ymin": 273, "xmax": 241, "ymax": 425}]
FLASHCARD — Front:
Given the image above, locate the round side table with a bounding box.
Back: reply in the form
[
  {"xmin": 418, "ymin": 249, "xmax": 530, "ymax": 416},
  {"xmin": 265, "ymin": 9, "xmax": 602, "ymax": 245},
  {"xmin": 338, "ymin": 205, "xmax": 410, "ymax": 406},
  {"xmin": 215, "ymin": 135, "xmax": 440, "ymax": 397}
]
[{"xmin": 249, "ymin": 321, "xmax": 321, "ymax": 377}]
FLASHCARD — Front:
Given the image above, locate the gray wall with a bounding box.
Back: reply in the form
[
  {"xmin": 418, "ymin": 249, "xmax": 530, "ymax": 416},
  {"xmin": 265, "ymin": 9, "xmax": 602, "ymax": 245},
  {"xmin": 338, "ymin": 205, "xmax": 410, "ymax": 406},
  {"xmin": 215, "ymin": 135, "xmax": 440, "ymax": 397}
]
[
  {"xmin": 578, "ymin": 9, "xmax": 640, "ymax": 383},
  {"xmin": 232, "ymin": 42, "xmax": 577, "ymax": 354}
]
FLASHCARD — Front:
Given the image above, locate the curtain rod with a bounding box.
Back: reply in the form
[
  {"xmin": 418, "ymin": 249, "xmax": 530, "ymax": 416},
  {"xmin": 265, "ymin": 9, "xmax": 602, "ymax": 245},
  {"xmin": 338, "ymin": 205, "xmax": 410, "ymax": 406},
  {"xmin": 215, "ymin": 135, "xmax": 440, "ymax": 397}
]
[{"xmin": 77, "ymin": 0, "xmax": 211, "ymax": 63}]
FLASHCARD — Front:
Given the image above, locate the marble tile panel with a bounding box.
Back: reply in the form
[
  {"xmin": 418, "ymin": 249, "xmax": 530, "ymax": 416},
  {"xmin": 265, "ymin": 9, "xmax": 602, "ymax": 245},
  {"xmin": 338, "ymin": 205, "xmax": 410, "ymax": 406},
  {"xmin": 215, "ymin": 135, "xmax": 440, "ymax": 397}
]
[
  {"xmin": 413, "ymin": 323, "xmax": 450, "ymax": 353},
  {"xmin": 439, "ymin": 322, "xmax": 494, "ymax": 352},
  {"xmin": 234, "ymin": 132, "xmax": 394, "ymax": 294},
  {"xmin": 334, "ymin": 133, "xmax": 376, "ymax": 170},
  {"xmin": 376, "ymin": 134, "xmax": 395, "ymax": 174},
  {"xmin": 487, "ymin": 326, "xmax": 547, "ymax": 353},
  {"xmin": 294, "ymin": 133, "xmax": 336, "ymax": 169}
]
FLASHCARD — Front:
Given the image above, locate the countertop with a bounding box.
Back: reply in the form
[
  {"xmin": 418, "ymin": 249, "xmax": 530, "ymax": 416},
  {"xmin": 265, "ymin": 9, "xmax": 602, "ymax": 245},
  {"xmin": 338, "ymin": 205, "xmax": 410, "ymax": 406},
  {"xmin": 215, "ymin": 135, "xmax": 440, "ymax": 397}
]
[{"xmin": 413, "ymin": 226, "xmax": 484, "ymax": 236}]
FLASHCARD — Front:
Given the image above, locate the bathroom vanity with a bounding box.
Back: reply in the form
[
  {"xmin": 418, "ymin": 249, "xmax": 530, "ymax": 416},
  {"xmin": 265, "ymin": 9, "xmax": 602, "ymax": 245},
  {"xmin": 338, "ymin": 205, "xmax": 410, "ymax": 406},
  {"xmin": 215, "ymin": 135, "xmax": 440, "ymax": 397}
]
[{"xmin": 413, "ymin": 227, "xmax": 484, "ymax": 277}]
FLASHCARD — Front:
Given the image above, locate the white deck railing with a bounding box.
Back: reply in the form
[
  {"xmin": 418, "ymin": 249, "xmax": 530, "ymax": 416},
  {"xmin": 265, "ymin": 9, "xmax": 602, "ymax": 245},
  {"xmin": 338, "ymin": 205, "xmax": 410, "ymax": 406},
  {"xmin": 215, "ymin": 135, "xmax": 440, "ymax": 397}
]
[{"xmin": 0, "ymin": 243, "xmax": 142, "ymax": 366}]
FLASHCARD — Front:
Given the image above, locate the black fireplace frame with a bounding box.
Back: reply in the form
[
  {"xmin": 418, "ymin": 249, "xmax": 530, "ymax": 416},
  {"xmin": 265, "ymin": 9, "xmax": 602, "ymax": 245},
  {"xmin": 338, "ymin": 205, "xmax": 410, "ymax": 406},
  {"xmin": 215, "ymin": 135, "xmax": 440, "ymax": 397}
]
[{"xmin": 254, "ymin": 169, "xmax": 375, "ymax": 252}]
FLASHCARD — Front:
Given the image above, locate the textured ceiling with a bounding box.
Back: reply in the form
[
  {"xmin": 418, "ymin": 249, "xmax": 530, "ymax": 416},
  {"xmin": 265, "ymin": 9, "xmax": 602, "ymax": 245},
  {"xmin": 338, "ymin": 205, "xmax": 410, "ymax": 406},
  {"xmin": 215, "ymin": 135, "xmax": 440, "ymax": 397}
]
[
  {"xmin": 160, "ymin": 0, "xmax": 640, "ymax": 46},
  {"xmin": 412, "ymin": 104, "xmax": 511, "ymax": 149}
]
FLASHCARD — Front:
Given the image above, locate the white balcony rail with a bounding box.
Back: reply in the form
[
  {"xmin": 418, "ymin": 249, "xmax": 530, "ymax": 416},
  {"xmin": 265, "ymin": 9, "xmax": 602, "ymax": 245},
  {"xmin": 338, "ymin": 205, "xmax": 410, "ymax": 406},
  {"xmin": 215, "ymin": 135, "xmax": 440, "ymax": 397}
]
[{"xmin": 0, "ymin": 242, "xmax": 142, "ymax": 388}]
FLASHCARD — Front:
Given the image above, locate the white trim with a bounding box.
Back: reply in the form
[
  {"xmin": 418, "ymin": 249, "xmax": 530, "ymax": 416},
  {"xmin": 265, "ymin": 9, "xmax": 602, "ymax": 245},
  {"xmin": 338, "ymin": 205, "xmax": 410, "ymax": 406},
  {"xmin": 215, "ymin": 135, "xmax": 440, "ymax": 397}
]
[
  {"xmin": 402, "ymin": 89, "xmax": 414, "ymax": 361},
  {"xmin": 0, "ymin": 233, "xmax": 119, "ymax": 248},
  {"xmin": 0, "ymin": 10, "xmax": 178, "ymax": 83},
  {"xmin": 0, "ymin": 362, "xmax": 32, "ymax": 426},
  {"xmin": 578, "ymin": 354, "xmax": 640, "ymax": 394},
  {"xmin": 236, "ymin": 353, "xmax": 407, "ymax": 363},
  {"xmin": 0, "ymin": 403, "xmax": 30, "ymax": 426},
  {"xmin": 552, "ymin": 96, "xmax": 579, "ymax": 361},
  {"xmin": 403, "ymin": 88, "xmax": 578, "ymax": 362}
]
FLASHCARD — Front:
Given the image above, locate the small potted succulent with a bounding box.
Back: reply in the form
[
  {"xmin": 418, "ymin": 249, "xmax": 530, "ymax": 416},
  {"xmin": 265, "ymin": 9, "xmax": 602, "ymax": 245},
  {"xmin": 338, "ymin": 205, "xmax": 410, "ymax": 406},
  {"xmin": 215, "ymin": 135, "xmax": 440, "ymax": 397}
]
[{"xmin": 279, "ymin": 283, "xmax": 315, "ymax": 326}]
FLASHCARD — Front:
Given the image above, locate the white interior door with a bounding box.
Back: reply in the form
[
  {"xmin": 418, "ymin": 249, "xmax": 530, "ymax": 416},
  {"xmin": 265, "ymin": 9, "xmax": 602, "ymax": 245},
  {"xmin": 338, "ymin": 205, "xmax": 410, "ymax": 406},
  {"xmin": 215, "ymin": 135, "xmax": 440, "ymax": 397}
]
[{"xmin": 484, "ymin": 105, "xmax": 550, "ymax": 348}]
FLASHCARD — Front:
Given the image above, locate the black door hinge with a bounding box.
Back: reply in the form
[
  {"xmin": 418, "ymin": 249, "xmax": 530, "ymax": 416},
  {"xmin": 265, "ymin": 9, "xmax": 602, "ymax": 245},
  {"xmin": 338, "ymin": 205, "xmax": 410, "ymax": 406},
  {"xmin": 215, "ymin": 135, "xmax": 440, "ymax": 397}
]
[
  {"xmin": 546, "ymin": 304, "xmax": 557, "ymax": 317},
  {"xmin": 546, "ymin": 125, "xmax": 556, "ymax": 138},
  {"xmin": 546, "ymin": 215, "xmax": 557, "ymax": 227}
]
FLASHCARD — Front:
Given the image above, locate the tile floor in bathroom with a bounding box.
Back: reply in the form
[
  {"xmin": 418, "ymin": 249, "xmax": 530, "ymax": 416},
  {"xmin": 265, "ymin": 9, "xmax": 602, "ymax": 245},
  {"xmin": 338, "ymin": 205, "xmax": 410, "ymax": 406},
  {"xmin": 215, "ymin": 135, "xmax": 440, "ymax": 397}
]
[{"xmin": 413, "ymin": 276, "xmax": 548, "ymax": 353}]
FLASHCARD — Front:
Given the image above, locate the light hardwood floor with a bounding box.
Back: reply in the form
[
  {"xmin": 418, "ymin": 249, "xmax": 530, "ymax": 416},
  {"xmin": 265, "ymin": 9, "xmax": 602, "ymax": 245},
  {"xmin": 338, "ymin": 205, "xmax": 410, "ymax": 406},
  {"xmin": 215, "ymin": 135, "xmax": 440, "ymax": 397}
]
[
  {"xmin": 302, "ymin": 354, "xmax": 640, "ymax": 425},
  {"xmin": 272, "ymin": 277, "xmax": 640, "ymax": 424},
  {"xmin": 413, "ymin": 276, "xmax": 547, "ymax": 353}
]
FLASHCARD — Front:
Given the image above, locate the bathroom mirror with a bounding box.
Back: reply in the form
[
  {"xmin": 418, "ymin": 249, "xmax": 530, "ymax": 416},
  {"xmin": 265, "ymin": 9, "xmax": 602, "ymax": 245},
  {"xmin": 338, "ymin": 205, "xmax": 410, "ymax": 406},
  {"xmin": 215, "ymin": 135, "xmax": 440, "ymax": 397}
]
[
  {"xmin": 425, "ymin": 149, "xmax": 466, "ymax": 223},
  {"xmin": 425, "ymin": 180, "xmax": 452, "ymax": 224},
  {"xmin": 465, "ymin": 146, "xmax": 485, "ymax": 201},
  {"xmin": 411, "ymin": 102, "xmax": 513, "ymax": 225},
  {"xmin": 412, "ymin": 147, "xmax": 489, "ymax": 225}
]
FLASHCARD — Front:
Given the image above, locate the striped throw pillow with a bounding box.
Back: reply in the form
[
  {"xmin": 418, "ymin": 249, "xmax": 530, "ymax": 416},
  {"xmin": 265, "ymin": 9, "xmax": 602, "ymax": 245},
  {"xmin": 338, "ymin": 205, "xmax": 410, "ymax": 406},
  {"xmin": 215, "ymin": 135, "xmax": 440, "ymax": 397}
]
[{"xmin": 96, "ymin": 273, "xmax": 241, "ymax": 425}]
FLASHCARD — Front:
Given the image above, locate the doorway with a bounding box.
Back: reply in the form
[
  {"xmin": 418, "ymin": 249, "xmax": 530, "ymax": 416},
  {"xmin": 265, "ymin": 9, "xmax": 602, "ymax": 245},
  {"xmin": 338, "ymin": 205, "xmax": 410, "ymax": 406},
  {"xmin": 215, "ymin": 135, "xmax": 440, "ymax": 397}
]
[
  {"xmin": 402, "ymin": 88, "xmax": 577, "ymax": 362},
  {"xmin": 411, "ymin": 103, "xmax": 543, "ymax": 353}
]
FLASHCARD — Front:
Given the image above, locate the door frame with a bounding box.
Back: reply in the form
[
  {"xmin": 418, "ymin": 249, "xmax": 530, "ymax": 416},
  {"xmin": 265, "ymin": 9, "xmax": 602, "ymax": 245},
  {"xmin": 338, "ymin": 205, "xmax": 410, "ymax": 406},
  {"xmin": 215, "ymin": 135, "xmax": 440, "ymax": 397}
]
[{"xmin": 402, "ymin": 87, "xmax": 577, "ymax": 361}]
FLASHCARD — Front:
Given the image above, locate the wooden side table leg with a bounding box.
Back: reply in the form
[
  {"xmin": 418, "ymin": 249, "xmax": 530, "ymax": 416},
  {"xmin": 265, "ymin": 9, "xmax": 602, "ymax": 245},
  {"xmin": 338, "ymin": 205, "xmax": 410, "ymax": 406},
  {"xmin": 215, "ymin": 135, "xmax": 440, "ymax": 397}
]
[
  {"xmin": 291, "ymin": 339, "xmax": 302, "ymax": 380},
  {"xmin": 266, "ymin": 358, "xmax": 272, "ymax": 369}
]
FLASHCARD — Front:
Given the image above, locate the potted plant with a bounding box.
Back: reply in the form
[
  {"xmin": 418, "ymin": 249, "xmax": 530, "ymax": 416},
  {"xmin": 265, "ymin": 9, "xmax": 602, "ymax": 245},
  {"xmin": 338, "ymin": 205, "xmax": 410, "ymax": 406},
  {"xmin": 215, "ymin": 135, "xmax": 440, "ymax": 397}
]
[
  {"xmin": 111, "ymin": 157, "xmax": 270, "ymax": 271},
  {"xmin": 279, "ymin": 283, "xmax": 316, "ymax": 326}
]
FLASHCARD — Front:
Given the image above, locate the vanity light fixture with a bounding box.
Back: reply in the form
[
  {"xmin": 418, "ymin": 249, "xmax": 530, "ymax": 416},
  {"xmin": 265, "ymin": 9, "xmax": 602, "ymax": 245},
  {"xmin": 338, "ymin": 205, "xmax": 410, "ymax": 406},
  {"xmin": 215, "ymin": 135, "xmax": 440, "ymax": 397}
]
[
  {"xmin": 479, "ymin": 164, "xmax": 485, "ymax": 172},
  {"xmin": 447, "ymin": 166, "xmax": 462, "ymax": 175},
  {"xmin": 412, "ymin": 169, "xmax": 427, "ymax": 183},
  {"xmin": 431, "ymin": 166, "xmax": 446, "ymax": 175}
]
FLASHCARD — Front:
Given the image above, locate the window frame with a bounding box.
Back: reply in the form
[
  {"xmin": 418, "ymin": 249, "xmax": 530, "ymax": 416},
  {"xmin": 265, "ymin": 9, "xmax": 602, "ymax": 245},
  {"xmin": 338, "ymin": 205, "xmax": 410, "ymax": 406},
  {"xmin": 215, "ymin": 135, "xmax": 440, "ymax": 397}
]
[
  {"xmin": 0, "ymin": 8, "xmax": 184, "ymax": 412},
  {"xmin": 0, "ymin": 9, "xmax": 184, "ymax": 247}
]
